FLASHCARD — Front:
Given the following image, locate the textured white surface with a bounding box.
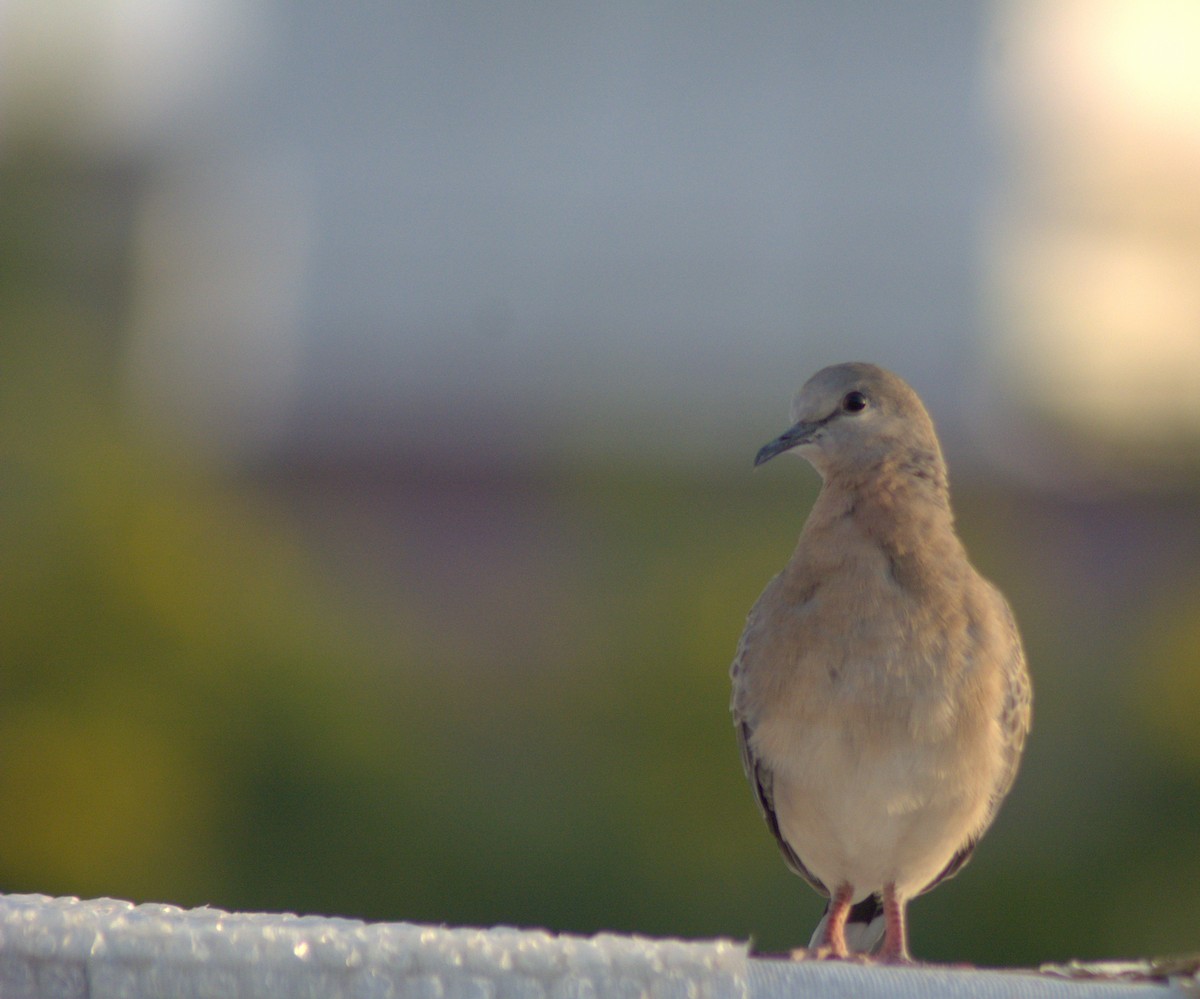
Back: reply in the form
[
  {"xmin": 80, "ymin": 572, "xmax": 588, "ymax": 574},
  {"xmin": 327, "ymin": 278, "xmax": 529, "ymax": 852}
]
[
  {"xmin": 0, "ymin": 894, "xmax": 1188, "ymax": 999},
  {"xmin": 747, "ymin": 958, "xmax": 1189, "ymax": 998},
  {"xmin": 0, "ymin": 895, "xmax": 746, "ymax": 999}
]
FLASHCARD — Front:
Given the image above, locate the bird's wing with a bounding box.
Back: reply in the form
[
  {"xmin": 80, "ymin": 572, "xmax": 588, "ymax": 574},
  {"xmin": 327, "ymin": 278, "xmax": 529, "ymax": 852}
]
[
  {"xmin": 990, "ymin": 593, "xmax": 1033, "ymax": 812},
  {"xmin": 731, "ymin": 605, "xmax": 829, "ymax": 897},
  {"xmin": 920, "ymin": 588, "xmax": 1032, "ymax": 895}
]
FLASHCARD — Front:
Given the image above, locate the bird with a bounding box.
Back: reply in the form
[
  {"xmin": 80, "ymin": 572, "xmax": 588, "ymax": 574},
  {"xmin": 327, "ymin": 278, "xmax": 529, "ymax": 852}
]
[{"xmin": 730, "ymin": 362, "xmax": 1031, "ymax": 963}]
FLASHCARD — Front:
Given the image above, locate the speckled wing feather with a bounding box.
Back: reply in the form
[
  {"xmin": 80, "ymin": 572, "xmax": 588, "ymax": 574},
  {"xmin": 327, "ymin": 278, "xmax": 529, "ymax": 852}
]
[
  {"xmin": 730, "ymin": 603, "xmax": 830, "ymax": 898},
  {"xmin": 920, "ymin": 589, "xmax": 1032, "ymax": 895},
  {"xmin": 991, "ymin": 594, "xmax": 1033, "ymax": 812}
]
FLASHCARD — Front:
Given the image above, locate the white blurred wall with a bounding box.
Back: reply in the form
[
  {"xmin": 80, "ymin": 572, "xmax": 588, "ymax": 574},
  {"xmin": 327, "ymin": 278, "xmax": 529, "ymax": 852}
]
[
  {"xmin": 985, "ymin": 0, "xmax": 1200, "ymax": 481},
  {"xmin": 5, "ymin": 1, "xmax": 1200, "ymax": 478}
]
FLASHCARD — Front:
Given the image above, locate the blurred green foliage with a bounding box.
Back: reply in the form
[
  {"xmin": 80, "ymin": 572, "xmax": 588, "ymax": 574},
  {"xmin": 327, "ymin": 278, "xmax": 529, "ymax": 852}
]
[{"xmin": 3, "ymin": 156, "xmax": 1200, "ymax": 969}]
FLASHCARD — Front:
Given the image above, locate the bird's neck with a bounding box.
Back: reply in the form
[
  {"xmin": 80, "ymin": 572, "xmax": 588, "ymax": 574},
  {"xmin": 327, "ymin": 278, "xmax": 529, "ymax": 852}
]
[{"xmin": 807, "ymin": 453, "xmax": 959, "ymax": 566}]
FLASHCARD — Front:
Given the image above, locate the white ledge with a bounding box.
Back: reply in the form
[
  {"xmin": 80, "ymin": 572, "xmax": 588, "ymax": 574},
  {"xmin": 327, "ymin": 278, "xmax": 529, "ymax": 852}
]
[{"xmin": 0, "ymin": 894, "xmax": 1190, "ymax": 999}]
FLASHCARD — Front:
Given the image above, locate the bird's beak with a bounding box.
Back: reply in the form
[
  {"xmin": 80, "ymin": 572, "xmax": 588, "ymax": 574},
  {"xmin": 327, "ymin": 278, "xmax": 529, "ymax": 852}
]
[{"xmin": 755, "ymin": 420, "xmax": 822, "ymax": 467}]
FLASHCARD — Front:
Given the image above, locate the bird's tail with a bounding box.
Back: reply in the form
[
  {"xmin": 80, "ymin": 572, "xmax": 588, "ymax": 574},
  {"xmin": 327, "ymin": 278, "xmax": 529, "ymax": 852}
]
[{"xmin": 809, "ymin": 893, "xmax": 885, "ymax": 955}]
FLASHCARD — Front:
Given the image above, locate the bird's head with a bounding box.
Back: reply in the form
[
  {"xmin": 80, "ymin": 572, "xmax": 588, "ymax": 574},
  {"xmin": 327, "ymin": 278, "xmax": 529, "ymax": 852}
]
[{"xmin": 755, "ymin": 362, "xmax": 944, "ymax": 485}]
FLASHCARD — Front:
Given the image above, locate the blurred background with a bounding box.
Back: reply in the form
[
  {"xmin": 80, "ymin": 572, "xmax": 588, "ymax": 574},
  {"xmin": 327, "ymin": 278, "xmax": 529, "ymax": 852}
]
[{"xmin": 2, "ymin": 0, "xmax": 1200, "ymax": 967}]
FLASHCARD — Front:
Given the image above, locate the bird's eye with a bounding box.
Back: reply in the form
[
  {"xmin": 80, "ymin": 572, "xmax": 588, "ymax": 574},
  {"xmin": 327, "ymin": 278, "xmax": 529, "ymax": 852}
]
[{"xmin": 841, "ymin": 391, "xmax": 868, "ymax": 413}]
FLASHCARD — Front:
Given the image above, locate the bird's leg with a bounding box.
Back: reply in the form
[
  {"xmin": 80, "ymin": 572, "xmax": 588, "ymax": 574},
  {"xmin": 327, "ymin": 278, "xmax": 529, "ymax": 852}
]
[
  {"xmin": 879, "ymin": 882, "xmax": 912, "ymax": 963},
  {"xmin": 816, "ymin": 883, "xmax": 853, "ymax": 959}
]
